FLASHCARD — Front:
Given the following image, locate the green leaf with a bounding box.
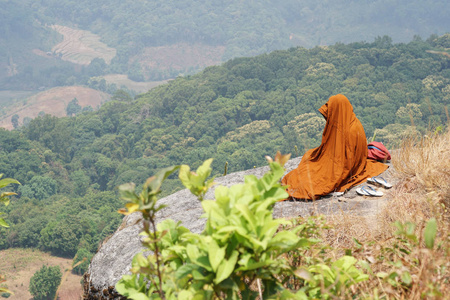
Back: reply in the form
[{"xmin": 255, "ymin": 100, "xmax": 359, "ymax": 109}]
[
  {"xmin": 0, "ymin": 197, "xmax": 9, "ymax": 206},
  {"xmin": 129, "ymin": 293, "xmax": 150, "ymax": 300},
  {"xmin": 176, "ymin": 264, "xmax": 198, "ymax": 279},
  {"xmin": 0, "ymin": 218, "xmax": 9, "ymax": 228},
  {"xmin": 117, "ymin": 183, "xmax": 138, "ymax": 201},
  {"xmin": 237, "ymin": 260, "xmax": 268, "ymax": 271},
  {"xmin": 179, "ymin": 164, "xmax": 192, "ymax": 189},
  {"xmin": 208, "ymin": 240, "xmax": 225, "ymax": 272},
  {"xmin": 235, "ymin": 204, "xmax": 257, "ymax": 231},
  {"xmin": 0, "ymin": 178, "xmax": 20, "ymax": 189},
  {"xmin": 215, "ymin": 250, "xmax": 239, "ymax": 284},
  {"xmin": 147, "ymin": 165, "xmax": 180, "ymax": 192},
  {"xmin": 197, "ymin": 158, "xmax": 213, "ymax": 179},
  {"xmin": 268, "ymin": 231, "xmax": 300, "ymax": 250},
  {"xmin": 332, "ymin": 256, "xmax": 357, "ymax": 271},
  {"xmin": 214, "ymin": 186, "xmax": 229, "ymax": 202},
  {"xmin": 179, "ymin": 159, "xmax": 214, "ymax": 200},
  {"xmin": 136, "ymin": 253, "xmax": 148, "ymax": 267},
  {"xmin": 424, "ymin": 218, "xmax": 437, "ymax": 249},
  {"xmin": 186, "ymin": 244, "xmax": 201, "ymax": 261},
  {"xmin": 401, "ymin": 271, "xmax": 412, "ymax": 285}
]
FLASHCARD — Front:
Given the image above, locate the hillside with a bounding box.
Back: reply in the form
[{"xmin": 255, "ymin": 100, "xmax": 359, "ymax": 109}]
[
  {"xmin": 0, "ymin": 86, "xmax": 110, "ymax": 130},
  {"xmin": 0, "ymin": 37, "xmax": 448, "ymax": 278},
  {"xmin": 49, "ymin": 25, "xmax": 117, "ymax": 65}
]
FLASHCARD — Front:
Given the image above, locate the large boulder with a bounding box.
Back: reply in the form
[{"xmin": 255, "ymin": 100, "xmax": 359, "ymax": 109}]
[{"xmin": 84, "ymin": 157, "xmax": 394, "ymax": 298}]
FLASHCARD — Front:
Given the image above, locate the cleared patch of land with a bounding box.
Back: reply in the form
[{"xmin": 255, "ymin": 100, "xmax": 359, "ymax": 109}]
[
  {"xmin": 0, "ymin": 86, "xmax": 110, "ymax": 130},
  {"xmin": 102, "ymin": 74, "xmax": 169, "ymax": 94},
  {"xmin": 0, "ymin": 90, "xmax": 37, "ymax": 108},
  {"xmin": 50, "ymin": 25, "xmax": 116, "ymax": 65},
  {"xmin": 0, "ymin": 248, "xmax": 83, "ymax": 299},
  {"xmin": 135, "ymin": 43, "xmax": 225, "ymax": 79}
]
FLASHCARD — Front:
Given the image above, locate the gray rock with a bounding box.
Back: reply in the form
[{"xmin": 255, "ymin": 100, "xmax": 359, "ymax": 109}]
[{"xmin": 85, "ymin": 156, "xmax": 394, "ymax": 298}]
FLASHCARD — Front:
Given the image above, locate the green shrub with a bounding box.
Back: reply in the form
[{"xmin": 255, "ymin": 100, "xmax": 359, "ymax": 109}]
[
  {"xmin": 29, "ymin": 265, "xmax": 62, "ymax": 300},
  {"xmin": 72, "ymin": 248, "xmax": 93, "ymax": 275}
]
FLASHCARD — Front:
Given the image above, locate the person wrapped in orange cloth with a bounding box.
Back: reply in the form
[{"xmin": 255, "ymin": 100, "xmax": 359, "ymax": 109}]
[{"xmin": 281, "ymin": 94, "xmax": 388, "ymax": 200}]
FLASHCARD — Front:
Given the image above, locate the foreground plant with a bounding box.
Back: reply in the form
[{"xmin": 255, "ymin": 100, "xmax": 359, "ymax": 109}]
[
  {"xmin": 115, "ymin": 154, "xmax": 371, "ymax": 299},
  {"xmin": 0, "ymin": 174, "xmax": 20, "ymax": 295}
]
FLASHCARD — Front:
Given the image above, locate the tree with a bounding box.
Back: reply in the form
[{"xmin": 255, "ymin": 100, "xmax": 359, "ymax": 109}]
[
  {"xmin": 39, "ymin": 220, "xmax": 80, "ymax": 257},
  {"xmin": 23, "ymin": 117, "xmax": 32, "ymax": 127},
  {"xmin": 29, "ymin": 265, "xmax": 62, "ymax": 300},
  {"xmin": 112, "ymin": 89, "xmax": 133, "ymax": 102},
  {"xmin": 86, "ymin": 58, "xmax": 107, "ymax": 77},
  {"xmin": 66, "ymin": 98, "xmax": 82, "ymax": 116},
  {"xmin": 20, "ymin": 176, "xmax": 57, "ymax": 201},
  {"xmin": 11, "ymin": 115, "xmax": 19, "ymax": 129},
  {"xmin": 72, "ymin": 248, "xmax": 93, "ymax": 275}
]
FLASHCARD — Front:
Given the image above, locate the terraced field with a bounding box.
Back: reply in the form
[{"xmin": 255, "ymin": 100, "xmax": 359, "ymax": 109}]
[{"xmin": 50, "ymin": 25, "xmax": 116, "ymax": 65}]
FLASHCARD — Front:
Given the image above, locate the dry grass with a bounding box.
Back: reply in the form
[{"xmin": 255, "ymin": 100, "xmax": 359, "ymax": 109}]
[
  {"xmin": 0, "ymin": 248, "xmax": 83, "ymax": 299},
  {"xmin": 375, "ymin": 127, "xmax": 449, "ymax": 243},
  {"xmin": 388, "ymin": 127, "xmax": 449, "ymax": 213},
  {"xmin": 0, "ymin": 86, "xmax": 110, "ymax": 130}
]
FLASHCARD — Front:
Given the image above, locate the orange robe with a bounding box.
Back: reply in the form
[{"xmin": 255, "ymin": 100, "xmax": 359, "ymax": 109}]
[{"xmin": 281, "ymin": 94, "xmax": 388, "ymax": 200}]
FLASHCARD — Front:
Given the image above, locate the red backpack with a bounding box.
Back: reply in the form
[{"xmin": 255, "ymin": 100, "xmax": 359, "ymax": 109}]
[{"xmin": 368, "ymin": 141, "xmax": 391, "ymax": 162}]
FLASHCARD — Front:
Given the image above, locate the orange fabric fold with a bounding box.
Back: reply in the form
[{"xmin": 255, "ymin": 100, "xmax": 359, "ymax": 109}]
[{"xmin": 281, "ymin": 94, "xmax": 388, "ymax": 200}]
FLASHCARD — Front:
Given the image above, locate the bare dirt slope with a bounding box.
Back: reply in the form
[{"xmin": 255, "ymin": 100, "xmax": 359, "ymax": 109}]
[
  {"xmin": 0, "ymin": 248, "xmax": 83, "ymax": 300},
  {"xmin": 0, "ymin": 86, "xmax": 110, "ymax": 130},
  {"xmin": 136, "ymin": 43, "xmax": 225, "ymax": 79},
  {"xmin": 102, "ymin": 74, "xmax": 169, "ymax": 94}
]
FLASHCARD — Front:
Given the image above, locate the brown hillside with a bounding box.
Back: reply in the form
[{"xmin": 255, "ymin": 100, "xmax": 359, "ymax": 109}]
[
  {"xmin": 0, "ymin": 86, "xmax": 110, "ymax": 130},
  {"xmin": 0, "ymin": 248, "xmax": 83, "ymax": 300}
]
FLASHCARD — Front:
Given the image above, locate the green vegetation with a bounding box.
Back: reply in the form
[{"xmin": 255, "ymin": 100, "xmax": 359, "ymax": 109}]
[
  {"xmin": 29, "ymin": 265, "xmax": 62, "ymax": 300},
  {"xmin": 116, "ymin": 156, "xmax": 324, "ymax": 299},
  {"xmin": 72, "ymin": 248, "xmax": 93, "ymax": 275},
  {"xmin": 0, "ymin": 37, "xmax": 448, "ymax": 270},
  {"xmin": 116, "ymin": 148, "xmax": 449, "ymax": 299},
  {"xmin": 0, "ymin": 175, "xmax": 20, "ymax": 228},
  {"xmin": 0, "ymin": 175, "xmax": 20, "ymax": 295}
]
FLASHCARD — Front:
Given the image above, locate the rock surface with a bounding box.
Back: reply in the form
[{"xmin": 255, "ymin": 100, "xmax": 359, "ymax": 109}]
[{"xmin": 85, "ymin": 157, "xmax": 395, "ymax": 298}]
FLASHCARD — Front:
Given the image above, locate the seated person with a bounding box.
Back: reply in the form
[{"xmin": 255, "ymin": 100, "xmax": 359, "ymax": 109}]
[{"xmin": 282, "ymin": 94, "xmax": 388, "ymax": 200}]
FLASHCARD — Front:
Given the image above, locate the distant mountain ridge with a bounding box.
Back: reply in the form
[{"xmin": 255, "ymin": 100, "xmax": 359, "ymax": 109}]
[{"xmin": 1, "ymin": 0, "xmax": 450, "ymax": 90}]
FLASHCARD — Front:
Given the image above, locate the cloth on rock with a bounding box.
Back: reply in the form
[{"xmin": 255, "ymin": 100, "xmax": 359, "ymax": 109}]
[{"xmin": 281, "ymin": 94, "xmax": 388, "ymax": 200}]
